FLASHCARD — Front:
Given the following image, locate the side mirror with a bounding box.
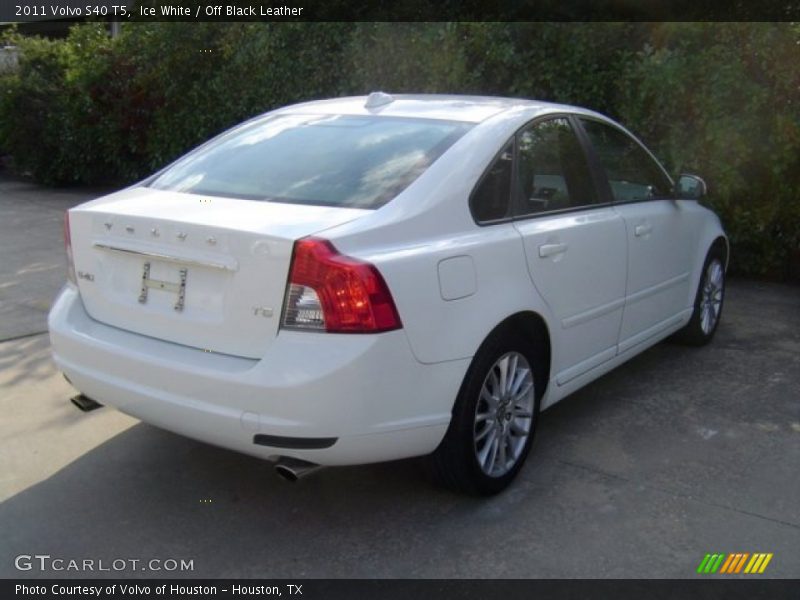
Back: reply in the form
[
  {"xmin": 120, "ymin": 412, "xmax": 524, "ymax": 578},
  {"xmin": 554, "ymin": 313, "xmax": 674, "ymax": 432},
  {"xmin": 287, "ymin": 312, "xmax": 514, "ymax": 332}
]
[{"xmin": 676, "ymin": 173, "xmax": 707, "ymax": 200}]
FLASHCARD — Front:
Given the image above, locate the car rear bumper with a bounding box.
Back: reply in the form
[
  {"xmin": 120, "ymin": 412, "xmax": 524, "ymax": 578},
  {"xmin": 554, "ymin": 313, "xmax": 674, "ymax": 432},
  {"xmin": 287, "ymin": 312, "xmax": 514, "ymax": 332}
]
[{"xmin": 48, "ymin": 286, "xmax": 468, "ymax": 466}]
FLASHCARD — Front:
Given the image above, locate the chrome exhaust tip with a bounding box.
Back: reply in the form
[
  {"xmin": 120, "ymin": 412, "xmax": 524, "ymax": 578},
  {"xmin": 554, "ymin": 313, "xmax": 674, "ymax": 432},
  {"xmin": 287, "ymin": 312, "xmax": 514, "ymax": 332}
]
[
  {"xmin": 70, "ymin": 394, "xmax": 103, "ymax": 412},
  {"xmin": 274, "ymin": 457, "xmax": 323, "ymax": 482}
]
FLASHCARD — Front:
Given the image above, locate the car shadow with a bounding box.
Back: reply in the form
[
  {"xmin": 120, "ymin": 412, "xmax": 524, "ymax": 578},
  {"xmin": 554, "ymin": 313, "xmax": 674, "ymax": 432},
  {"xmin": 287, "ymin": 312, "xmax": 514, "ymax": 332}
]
[{"xmin": 0, "ymin": 418, "xmax": 508, "ymax": 578}]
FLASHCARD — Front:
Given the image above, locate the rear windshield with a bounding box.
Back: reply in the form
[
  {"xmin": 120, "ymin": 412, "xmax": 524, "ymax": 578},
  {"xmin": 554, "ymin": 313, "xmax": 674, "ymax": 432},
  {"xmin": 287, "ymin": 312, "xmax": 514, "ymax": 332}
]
[{"xmin": 149, "ymin": 114, "xmax": 473, "ymax": 209}]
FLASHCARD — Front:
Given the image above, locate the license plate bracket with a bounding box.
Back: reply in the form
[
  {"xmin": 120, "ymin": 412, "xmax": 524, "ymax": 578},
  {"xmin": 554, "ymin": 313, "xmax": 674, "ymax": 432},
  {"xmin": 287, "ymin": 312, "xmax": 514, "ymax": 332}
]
[{"xmin": 138, "ymin": 262, "xmax": 188, "ymax": 311}]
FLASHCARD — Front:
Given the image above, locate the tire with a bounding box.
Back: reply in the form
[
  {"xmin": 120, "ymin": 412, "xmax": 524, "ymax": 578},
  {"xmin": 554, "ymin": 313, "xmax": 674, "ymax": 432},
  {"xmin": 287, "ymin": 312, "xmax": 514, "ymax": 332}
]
[
  {"xmin": 674, "ymin": 247, "xmax": 726, "ymax": 346},
  {"xmin": 427, "ymin": 330, "xmax": 543, "ymax": 495}
]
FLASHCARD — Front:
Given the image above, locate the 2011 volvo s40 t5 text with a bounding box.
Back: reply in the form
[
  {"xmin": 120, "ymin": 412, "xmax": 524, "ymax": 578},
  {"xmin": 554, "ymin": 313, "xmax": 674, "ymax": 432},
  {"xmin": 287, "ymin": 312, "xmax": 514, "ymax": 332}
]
[{"xmin": 49, "ymin": 93, "xmax": 727, "ymax": 494}]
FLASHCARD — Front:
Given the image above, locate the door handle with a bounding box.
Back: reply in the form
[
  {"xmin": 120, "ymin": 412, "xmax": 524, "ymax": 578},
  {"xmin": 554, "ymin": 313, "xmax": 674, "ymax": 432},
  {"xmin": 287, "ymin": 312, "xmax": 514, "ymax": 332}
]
[
  {"xmin": 634, "ymin": 223, "xmax": 653, "ymax": 237},
  {"xmin": 538, "ymin": 242, "xmax": 568, "ymax": 258}
]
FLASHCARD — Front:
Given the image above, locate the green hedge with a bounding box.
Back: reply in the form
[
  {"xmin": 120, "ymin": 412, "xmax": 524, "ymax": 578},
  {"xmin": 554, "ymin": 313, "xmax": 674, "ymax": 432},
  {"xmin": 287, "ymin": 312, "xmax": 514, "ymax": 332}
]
[{"xmin": 1, "ymin": 23, "xmax": 798, "ymax": 280}]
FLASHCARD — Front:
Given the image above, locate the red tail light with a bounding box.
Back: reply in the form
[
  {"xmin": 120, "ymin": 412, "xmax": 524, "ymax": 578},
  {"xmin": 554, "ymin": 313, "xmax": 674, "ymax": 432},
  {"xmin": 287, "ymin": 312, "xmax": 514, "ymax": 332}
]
[
  {"xmin": 281, "ymin": 238, "xmax": 402, "ymax": 333},
  {"xmin": 64, "ymin": 211, "xmax": 77, "ymax": 285}
]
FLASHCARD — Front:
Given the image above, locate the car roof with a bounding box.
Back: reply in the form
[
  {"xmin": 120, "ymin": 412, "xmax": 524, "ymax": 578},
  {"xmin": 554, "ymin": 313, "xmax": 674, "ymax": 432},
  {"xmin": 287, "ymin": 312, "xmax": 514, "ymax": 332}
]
[{"xmin": 277, "ymin": 93, "xmax": 604, "ymax": 124}]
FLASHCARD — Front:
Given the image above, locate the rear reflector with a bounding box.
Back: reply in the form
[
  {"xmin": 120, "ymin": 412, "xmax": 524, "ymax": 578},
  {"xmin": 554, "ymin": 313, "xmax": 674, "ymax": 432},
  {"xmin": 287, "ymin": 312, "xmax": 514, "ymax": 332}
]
[{"xmin": 281, "ymin": 238, "xmax": 402, "ymax": 333}]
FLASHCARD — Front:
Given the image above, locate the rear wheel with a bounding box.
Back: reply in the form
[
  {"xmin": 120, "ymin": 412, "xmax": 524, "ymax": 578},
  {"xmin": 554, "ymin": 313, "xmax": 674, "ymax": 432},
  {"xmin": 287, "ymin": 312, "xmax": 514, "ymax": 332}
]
[
  {"xmin": 428, "ymin": 331, "xmax": 542, "ymax": 495},
  {"xmin": 675, "ymin": 248, "xmax": 726, "ymax": 346}
]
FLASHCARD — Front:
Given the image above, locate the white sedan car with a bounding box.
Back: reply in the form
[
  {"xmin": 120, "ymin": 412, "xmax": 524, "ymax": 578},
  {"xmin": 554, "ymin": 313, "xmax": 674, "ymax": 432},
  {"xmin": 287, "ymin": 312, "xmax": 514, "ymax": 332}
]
[{"xmin": 49, "ymin": 94, "xmax": 727, "ymax": 494}]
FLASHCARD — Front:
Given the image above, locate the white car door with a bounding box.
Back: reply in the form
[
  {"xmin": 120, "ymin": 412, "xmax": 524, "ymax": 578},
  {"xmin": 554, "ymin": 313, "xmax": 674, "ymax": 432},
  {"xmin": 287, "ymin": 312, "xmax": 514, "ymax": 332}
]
[
  {"xmin": 510, "ymin": 117, "xmax": 628, "ymax": 386},
  {"xmin": 577, "ymin": 118, "xmax": 694, "ymax": 352}
]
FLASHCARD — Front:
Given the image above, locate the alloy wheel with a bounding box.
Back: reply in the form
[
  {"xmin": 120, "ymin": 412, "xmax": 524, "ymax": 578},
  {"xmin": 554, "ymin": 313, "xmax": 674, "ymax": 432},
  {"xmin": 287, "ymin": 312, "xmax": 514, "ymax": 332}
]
[
  {"xmin": 473, "ymin": 352, "xmax": 535, "ymax": 477},
  {"xmin": 700, "ymin": 259, "xmax": 724, "ymax": 335}
]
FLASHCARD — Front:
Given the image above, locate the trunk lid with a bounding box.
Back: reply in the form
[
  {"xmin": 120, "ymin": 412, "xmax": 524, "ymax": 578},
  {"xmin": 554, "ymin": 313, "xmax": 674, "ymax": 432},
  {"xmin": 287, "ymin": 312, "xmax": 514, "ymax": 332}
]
[{"xmin": 69, "ymin": 187, "xmax": 369, "ymax": 358}]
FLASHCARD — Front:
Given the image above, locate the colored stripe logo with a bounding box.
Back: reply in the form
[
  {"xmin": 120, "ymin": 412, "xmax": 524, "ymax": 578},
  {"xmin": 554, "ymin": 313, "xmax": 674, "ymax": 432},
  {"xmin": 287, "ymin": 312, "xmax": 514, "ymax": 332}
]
[{"xmin": 697, "ymin": 553, "xmax": 773, "ymax": 574}]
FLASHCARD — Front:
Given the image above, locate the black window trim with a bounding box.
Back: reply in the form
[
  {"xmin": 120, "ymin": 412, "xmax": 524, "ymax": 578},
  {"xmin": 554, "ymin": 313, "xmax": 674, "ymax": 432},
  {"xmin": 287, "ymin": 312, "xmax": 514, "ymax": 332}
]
[
  {"xmin": 573, "ymin": 115, "xmax": 676, "ymax": 207},
  {"xmin": 470, "ymin": 112, "xmax": 616, "ymax": 227}
]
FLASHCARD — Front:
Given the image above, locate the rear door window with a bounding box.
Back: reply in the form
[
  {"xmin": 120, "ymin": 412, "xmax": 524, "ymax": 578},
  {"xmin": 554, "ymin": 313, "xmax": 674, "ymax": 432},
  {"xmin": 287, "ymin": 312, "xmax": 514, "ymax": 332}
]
[{"xmin": 515, "ymin": 117, "xmax": 597, "ymax": 216}]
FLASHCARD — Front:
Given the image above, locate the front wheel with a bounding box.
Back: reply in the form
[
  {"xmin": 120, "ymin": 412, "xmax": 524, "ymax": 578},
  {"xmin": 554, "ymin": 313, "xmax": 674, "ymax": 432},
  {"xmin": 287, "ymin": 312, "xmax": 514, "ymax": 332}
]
[
  {"xmin": 675, "ymin": 248, "xmax": 726, "ymax": 346},
  {"xmin": 427, "ymin": 331, "xmax": 542, "ymax": 495}
]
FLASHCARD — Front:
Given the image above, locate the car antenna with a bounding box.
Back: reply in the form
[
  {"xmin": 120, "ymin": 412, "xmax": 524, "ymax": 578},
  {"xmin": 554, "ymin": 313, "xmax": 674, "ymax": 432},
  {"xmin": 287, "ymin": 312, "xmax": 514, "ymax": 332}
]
[{"xmin": 364, "ymin": 91, "xmax": 395, "ymax": 109}]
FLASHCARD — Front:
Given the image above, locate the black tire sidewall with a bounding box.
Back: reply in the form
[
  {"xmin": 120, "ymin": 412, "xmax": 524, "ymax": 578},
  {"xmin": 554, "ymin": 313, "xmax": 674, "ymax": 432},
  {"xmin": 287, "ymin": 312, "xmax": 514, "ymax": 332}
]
[
  {"xmin": 445, "ymin": 330, "xmax": 543, "ymax": 495},
  {"xmin": 685, "ymin": 249, "xmax": 726, "ymax": 345}
]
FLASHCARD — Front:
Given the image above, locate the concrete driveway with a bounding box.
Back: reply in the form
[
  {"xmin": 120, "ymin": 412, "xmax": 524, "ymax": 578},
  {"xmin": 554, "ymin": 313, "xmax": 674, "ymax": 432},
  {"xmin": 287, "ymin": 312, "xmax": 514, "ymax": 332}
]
[{"xmin": 1, "ymin": 175, "xmax": 798, "ymax": 578}]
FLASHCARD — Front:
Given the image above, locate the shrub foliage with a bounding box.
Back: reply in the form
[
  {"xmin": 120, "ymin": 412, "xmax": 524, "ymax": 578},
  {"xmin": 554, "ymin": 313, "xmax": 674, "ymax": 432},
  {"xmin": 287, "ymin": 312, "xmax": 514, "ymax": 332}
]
[{"xmin": 1, "ymin": 23, "xmax": 798, "ymax": 279}]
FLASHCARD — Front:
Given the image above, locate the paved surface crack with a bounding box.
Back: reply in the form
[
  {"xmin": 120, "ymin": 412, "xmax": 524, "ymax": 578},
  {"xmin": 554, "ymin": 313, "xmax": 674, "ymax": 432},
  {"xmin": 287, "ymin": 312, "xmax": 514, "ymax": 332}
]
[{"xmin": 0, "ymin": 330, "xmax": 49, "ymax": 344}]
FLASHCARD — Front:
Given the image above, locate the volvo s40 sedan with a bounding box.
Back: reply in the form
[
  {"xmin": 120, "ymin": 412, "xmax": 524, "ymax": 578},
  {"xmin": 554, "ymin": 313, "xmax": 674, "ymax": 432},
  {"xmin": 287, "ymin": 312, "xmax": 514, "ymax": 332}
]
[{"xmin": 49, "ymin": 93, "xmax": 727, "ymax": 494}]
